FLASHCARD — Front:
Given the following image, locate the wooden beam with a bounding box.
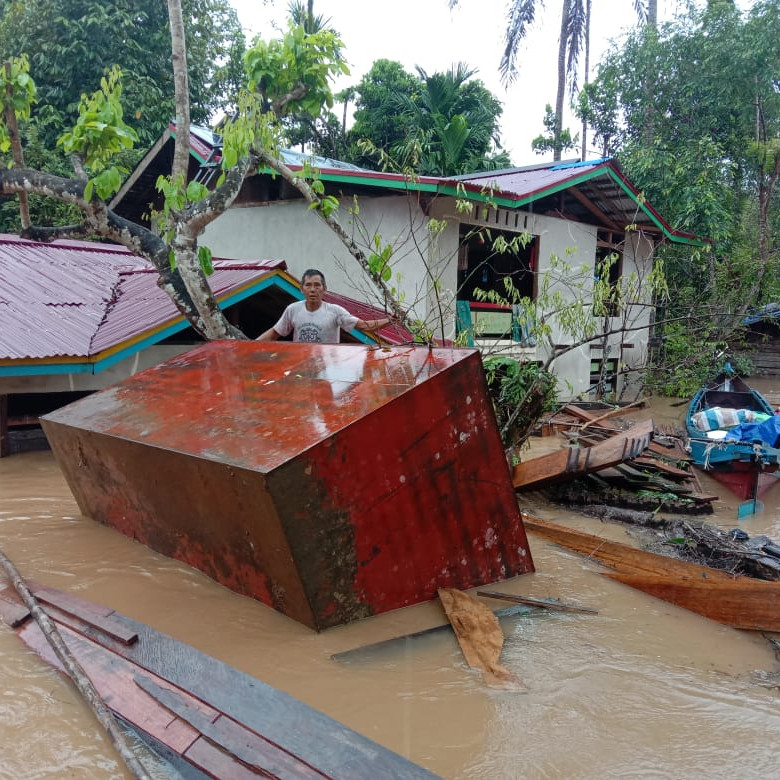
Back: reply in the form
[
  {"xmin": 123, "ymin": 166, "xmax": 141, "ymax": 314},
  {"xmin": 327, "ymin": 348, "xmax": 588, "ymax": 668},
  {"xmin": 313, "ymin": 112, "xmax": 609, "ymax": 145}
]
[
  {"xmin": 568, "ymin": 187, "xmax": 623, "ymax": 232},
  {"xmin": 512, "ymin": 419, "xmax": 654, "ymax": 489}
]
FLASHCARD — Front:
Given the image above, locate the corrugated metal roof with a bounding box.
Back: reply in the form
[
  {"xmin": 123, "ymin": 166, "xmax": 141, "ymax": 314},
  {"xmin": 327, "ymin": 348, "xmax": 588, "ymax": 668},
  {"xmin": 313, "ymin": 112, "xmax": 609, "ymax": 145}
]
[
  {"xmin": 0, "ymin": 234, "xmax": 413, "ymax": 363},
  {"xmin": 0, "ymin": 235, "xmax": 284, "ymax": 361},
  {"xmin": 324, "ymin": 291, "xmax": 415, "ymax": 345}
]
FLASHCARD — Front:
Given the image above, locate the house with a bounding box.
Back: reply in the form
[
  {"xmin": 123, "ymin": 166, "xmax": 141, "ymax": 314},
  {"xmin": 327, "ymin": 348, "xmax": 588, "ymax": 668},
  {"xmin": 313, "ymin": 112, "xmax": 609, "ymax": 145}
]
[
  {"xmin": 0, "ymin": 234, "xmax": 410, "ymax": 455},
  {"xmin": 111, "ymin": 124, "xmax": 707, "ymax": 400}
]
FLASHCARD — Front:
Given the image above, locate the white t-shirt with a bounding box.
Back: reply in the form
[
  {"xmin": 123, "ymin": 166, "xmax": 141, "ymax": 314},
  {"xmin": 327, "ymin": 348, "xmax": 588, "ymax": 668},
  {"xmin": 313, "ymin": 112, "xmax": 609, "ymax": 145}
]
[{"xmin": 273, "ymin": 301, "xmax": 359, "ymax": 343}]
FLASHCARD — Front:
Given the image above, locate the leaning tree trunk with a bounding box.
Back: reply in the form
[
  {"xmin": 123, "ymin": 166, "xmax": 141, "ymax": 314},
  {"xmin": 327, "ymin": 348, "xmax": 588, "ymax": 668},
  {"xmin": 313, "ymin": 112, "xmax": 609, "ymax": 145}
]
[
  {"xmin": 3, "ymin": 61, "xmax": 30, "ymax": 228},
  {"xmin": 165, "ymin": 0, "xmax": 240, "ymax": 340}
]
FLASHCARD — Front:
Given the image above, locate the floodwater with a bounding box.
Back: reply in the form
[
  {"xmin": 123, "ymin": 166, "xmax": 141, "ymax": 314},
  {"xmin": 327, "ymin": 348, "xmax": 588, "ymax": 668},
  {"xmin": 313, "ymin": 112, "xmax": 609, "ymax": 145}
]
[{"xmin": 2, "ymin": 390, "xmax": 780, "ymax": 779}]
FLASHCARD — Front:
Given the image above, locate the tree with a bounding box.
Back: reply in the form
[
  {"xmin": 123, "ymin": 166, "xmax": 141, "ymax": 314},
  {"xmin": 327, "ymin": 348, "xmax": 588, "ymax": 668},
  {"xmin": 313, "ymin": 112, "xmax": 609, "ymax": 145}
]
[
  {"xmin": 449, "ymin": 0, "xmax": 650, "ymax": 159},
  {"xmin": 581, "ymin": 1, "xmax": 780, "ymax": 394},
  {"xmin": 0, "ymin": 0, "xmax": 246, "ymax": 149},
  {"xmin": 345, "ymin": 59, "xmax": 421, "ymax": 169},
  {"xmin": 0, "ymin": 4, "xmax": 408, "ymax": 341},
  {"xmin": 386, "ymin": 63, "xmax": 510, "ymax": 175}
]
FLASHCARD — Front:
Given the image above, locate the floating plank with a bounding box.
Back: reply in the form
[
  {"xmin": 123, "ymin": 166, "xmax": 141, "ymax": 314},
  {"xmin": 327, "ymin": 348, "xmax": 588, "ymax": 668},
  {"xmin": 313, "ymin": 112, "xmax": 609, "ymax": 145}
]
[
  {"xmin": 437, "ymin": 588, "xmax": 523, "ymax": 690},
  {"xmin": 476, "ymin": 589, "xmax": 598, "ymax": 614},
  {"xmin": 30, "ymin": 582, "xmax": 138, "ymax": 645},
  {"xmin": 135, "ymin": 674, "xmax": 328, "ymax": 779},
  {"xmin": 513, "ymin": 419, "xmax": 654, "ymax": 490},
  {"xmin": 331, "ymin": 604, "xmax": 531, "ymax": 663},
  {"xmin": 601, "ymin": 571, "xmax": 780, "ymax": 632},
  {"xmin": 521, "ymin": 513, "xmax": 734, "ymax": 580},
  {"xmin": 1, "ymin": 583, "xmax": 439, "ymax": 778}
]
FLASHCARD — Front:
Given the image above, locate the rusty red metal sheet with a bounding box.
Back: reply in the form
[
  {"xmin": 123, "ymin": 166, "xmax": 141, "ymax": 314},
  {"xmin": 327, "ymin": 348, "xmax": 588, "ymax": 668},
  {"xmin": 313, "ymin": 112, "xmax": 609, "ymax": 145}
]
[{"xmin": 42, "ymin": 341, "xmax": 534, "ymax": 630}]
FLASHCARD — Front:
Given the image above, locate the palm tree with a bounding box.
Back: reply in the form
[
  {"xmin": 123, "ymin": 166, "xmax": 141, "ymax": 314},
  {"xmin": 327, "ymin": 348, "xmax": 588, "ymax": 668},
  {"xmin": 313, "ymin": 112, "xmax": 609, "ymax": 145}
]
[
  {"xmin": 449, "ymin": 0, "xmax": 654, "ymax": 160},
  {"xmin": 391, "ymin": 63, "xmax": 510, "ymax": 175}
]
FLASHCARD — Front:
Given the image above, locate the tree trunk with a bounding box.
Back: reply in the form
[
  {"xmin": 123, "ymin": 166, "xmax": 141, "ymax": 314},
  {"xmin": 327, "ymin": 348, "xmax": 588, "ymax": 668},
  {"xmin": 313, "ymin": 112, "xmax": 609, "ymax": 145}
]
[
  {"xmin": 581, "ymin": 0, "xmax": 591, "ymax": 160},
  {"xmin": 3, "ymin": 61, "xmax": 30, "ymax": 228},
  {"xmin": 165, "ymin": 0, "xmax": 240, "ymax": 340},
  {"xmin": 554, "ymin": 0, "xmax": 570, "ymax": 161}
]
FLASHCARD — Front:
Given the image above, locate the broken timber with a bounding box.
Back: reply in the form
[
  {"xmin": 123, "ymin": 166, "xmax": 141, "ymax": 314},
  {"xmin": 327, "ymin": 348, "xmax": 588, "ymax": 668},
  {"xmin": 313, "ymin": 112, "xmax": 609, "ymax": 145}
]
[
  {"xmin": 437, "ymin": 588, "xmax": 524, "ymax": 690},
  {"xmin": 522, "ymin": 514, "xmax": 780, "ymax": 632},
  {"xmin": 513, "ymin": 419, "xmax": 654, "ymax": 490}
]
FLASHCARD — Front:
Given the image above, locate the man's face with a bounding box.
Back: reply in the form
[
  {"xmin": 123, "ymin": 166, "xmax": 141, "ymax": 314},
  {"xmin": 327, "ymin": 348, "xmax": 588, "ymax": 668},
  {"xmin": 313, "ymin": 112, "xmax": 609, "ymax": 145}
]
[{"xmin": 302, "ymin": 275, "xmax": 326, "ymax": 306}]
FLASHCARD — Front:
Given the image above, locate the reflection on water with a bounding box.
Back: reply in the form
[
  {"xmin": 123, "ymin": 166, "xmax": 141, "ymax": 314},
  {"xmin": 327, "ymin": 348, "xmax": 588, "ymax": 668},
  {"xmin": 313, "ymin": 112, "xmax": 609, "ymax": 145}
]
[{"xmin": 1, "ymin": 391, "xmax": 780, "ymax": 778}]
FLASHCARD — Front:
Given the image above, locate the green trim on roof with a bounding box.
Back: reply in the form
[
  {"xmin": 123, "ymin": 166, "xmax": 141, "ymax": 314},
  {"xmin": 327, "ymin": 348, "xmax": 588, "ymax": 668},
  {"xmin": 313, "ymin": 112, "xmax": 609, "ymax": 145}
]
[{"xmin": 274, "ymin": 163, "xmax": 706, "ymax": 248}]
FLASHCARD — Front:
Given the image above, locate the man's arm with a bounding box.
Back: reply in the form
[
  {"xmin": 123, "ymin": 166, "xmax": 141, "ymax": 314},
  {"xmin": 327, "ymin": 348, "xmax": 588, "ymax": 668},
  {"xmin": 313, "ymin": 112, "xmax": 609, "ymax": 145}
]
[
  {"xmin": 256, "ymin": 327, "xmax": 281, "ymax": 341},
  {"xmin": 355, "ymin": 316, "xmax": 392, "ymax": 331}
]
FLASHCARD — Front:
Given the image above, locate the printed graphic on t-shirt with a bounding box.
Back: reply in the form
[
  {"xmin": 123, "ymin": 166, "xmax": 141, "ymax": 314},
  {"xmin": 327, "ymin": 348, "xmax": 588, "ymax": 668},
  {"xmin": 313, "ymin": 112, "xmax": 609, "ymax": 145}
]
[{"xmin": 297, "ymin": 324, "xmax": 322, "ymax": 342}]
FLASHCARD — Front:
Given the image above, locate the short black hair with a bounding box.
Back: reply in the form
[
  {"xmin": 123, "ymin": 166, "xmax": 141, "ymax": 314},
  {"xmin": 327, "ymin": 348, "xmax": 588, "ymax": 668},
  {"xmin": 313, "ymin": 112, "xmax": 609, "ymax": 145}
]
[{"xmin": 301, "ymin": 269, "xmax": 326, "ymax": 287}]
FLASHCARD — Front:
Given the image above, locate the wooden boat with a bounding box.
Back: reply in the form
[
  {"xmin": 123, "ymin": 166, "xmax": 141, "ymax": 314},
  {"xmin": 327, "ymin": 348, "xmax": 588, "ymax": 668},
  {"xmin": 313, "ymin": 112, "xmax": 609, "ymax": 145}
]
[
  {"xmin": 522, "ymin": 514, "xmax": 780, "ymax": 631},
  {"xmin": 40, "ymin": 341, "xmax": 533, "ymax": 631},
  {"xmin": 0, "ymin": 582, "xmax": 438, "ymax": 779},
  {"xmin": 685, "ymin": 369, "xmax": 780, "ymax": 500}
]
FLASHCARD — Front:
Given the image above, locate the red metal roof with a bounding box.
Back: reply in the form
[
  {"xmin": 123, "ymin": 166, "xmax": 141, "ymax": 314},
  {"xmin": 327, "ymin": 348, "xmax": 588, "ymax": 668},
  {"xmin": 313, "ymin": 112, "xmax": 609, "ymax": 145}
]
[
  {"xmin": 0, "ymin": 235, "xmax": 413, "ymax": 363},
  {"xmin": 323, "ymin": 290, "xmax": 415, "ymax": 345},
  {"xmin": 0, "ymin": 235, "xmax": 285, "ymax": 361}
]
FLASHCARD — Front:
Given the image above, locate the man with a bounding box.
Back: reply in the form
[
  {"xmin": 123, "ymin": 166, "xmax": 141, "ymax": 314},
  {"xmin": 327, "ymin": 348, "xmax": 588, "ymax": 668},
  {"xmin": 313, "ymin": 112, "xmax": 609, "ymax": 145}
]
[{"xmin": 257, "ymin": 269, "xmax": 392, "ymax": 343}]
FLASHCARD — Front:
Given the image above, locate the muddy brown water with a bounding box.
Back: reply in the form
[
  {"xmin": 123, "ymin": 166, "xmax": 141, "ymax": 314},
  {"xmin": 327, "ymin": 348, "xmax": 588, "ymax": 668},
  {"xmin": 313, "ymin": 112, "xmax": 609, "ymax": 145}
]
[{"xmin": 2, "ymin": 390, "xmax": 780, "ymax": 779}]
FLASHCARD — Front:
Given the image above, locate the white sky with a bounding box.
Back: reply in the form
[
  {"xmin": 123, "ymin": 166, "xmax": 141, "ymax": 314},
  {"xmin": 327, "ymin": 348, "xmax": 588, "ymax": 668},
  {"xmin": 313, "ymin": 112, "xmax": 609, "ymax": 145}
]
[{"xmin": 227, "ymin": 1, "xmax": 714, "ymax": 164}]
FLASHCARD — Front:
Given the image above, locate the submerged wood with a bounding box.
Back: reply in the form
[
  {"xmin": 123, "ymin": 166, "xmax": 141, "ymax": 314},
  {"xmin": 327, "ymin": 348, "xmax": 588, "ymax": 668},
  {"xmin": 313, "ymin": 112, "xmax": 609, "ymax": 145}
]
[
  {"xmin": 437, "ymin": 588, "xmax": 524, "ymax": 690},
  {"xmin": 331, "ymin": 604, "xmax": 532, "ymax": 663},
  {"xmin": 521, "ymin": 514, "xmax": 733, "ymax": 580},
  {"xmin": 522, "ymin": 514, "xmax": 780, "ymax": 631},
  {"xmin": 513, "ymin": 419, "xmax": 654, "ymax": 490},
  {"xmin": 601, "ymin": 571, "xmax": 780, "ymax": 632},
  {"xmin": 0, "ymin": 553, "xmax": 151, "ymax": 780},
  {"xmin": 477, "ymin": 589, "xmax": 598, "ymax": 614}
]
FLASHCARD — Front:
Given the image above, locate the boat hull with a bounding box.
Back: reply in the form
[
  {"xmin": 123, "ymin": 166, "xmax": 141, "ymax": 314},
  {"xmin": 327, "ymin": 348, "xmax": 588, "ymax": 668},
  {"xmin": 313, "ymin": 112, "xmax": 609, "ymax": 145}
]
[
  {"xmin": 41, "ymin": 342, "xmax": 534, "ymax": 631},
  {"xmin": 685, "ymin": 371, "xmax": 780, "ymax": 500},
  {"xmin": 0, "ymin": 583, "xmax": 438, "ymax": 778},
  {"xmin": 522, "ymin": 514, "xmax": 780, "ymax": 632}
]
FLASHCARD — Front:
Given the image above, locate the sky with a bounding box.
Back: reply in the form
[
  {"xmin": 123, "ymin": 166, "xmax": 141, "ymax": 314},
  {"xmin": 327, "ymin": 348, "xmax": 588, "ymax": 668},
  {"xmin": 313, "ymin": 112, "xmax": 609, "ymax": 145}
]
[{"xmin": 228, "ymin": 0, "xmax": 688, "ymax": 164}]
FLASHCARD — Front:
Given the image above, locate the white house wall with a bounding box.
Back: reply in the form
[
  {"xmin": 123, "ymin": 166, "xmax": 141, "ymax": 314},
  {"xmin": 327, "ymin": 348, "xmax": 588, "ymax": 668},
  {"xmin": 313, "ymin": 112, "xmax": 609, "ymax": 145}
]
[
  {"xmin": 201, "ymin": 195, "xmax": 445, "ymax": 326},
  {"xmin": 202, "ymin": 193, "xmax": 656, "ymax": 401}
]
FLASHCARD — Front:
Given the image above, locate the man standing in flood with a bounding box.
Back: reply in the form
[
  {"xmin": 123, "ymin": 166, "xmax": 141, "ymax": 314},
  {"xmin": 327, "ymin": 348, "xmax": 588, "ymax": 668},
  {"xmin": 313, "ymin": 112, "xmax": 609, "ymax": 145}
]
[{"xmin": 256, "ymin": 269, "xmax": 392, "ymax": 343}]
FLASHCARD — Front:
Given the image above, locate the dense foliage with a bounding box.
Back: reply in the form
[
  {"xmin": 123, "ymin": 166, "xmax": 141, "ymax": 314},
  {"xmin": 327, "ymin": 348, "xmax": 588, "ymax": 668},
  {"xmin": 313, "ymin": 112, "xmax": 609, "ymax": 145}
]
[
  {"xmin": 295, "ymin": 58, "xmax": 511, "ymax": 175},
  {"xmin": 578, "ymin": 1, "xmax": 780, "ymax": 394},
  {"xmin": 0, "ymin": 0, "xmax": 245, "ymax": 147}
]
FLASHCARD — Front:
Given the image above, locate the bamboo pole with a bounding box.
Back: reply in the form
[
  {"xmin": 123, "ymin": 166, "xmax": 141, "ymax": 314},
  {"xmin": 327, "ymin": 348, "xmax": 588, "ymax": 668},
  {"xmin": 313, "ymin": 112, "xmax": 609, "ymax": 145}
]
[{"xmin": 0, "ymin": 549, "xmax": 152, "ymax": 780}]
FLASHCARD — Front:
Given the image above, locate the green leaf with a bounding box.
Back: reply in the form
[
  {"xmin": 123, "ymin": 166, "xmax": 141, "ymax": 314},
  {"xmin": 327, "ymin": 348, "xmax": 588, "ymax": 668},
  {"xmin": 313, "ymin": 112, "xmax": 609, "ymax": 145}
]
[{"xmin": 198, "ymin": 246, "xmax": 214, "ymax": 276}]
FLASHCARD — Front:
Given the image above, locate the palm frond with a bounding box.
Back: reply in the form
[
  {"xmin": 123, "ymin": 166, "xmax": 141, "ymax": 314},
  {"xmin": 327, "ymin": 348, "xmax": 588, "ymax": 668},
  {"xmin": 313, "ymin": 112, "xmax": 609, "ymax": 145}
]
[{"xmin": 499, "ymin": 0, "xmax": 542, "ymax": 85}]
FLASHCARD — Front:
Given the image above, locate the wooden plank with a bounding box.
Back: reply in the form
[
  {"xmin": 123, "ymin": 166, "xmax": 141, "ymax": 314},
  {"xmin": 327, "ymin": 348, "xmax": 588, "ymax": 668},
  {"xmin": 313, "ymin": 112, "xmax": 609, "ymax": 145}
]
[
  {"xmin": 136, "ymin": 674, "xmax": 329, "ymax": 779},
  {"xmin": 18, "ymin": 621, "xmax": 201, "ymax": 754},
  {"xmin": 331, "ymin": 604, "xmax": 531, "ymax": 663},
  {"xmin": 0, "ymin": 591, "xmax": 31, "ymax": 627},
  {"xmin": 630, "ymin": 456, "xmax": 693, "ymax": 479},
  {"xmin": 601, "ymin": 571, "xmax": 780, "ymax": 632},
  {"xmin": 184, "ymin": 738, "xmax": 277, "ymax": 780},
  {"xmin": 30, "ymin": 582, "xmax": 138, "ymax": 645},
  {"xmin": 513, "ymin": 419, "xmax": 654, "ymax": 490},
  {"xmin": 522, "ymin": 513, "xmax": 734, "ymax": 580},
  {"xmin": 437, "ymin": 588, "xmax": 523, "ymax": 689},
  {"xmin": 476, "ymin": 590, "xmax": 598, "ymax": 614}
]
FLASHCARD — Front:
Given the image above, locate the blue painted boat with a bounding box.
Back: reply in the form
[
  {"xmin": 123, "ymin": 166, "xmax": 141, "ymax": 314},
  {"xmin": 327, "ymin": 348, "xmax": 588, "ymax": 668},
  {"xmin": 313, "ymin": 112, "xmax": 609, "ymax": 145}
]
[{"xmin": 685, "ymin": 369, "xmax": 780, "ymax": 500}]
